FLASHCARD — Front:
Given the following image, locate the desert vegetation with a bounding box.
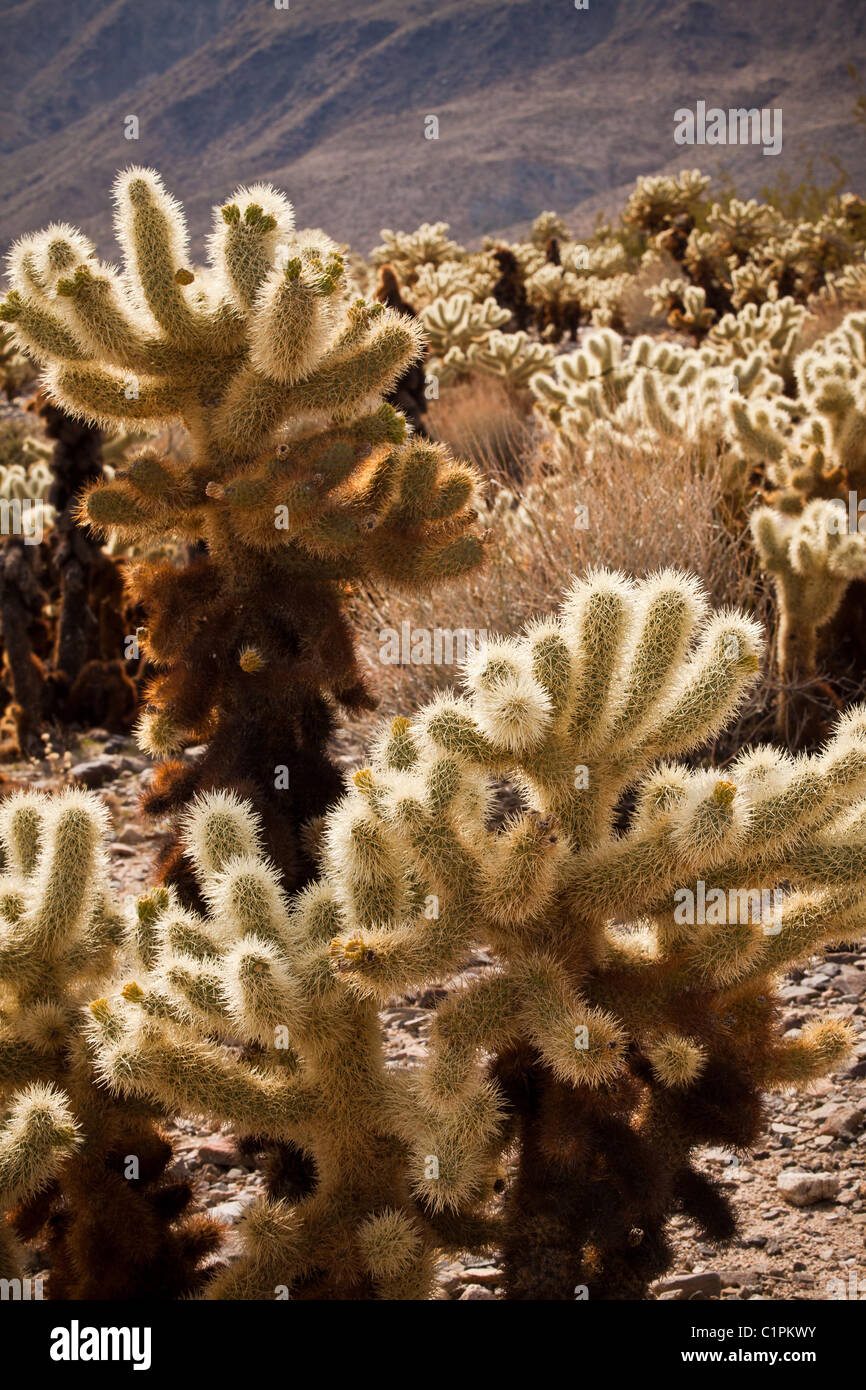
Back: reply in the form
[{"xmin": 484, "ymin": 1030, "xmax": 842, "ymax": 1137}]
[{"xmin": 2, "ymin": 163, "xmax": 866, "ymax": 1303}]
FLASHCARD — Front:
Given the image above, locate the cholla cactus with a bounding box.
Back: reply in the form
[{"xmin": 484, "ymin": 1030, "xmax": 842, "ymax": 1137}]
[
  {"xmin": 87, "ymin": 791, "xmax": 502, "ymax": 1299},
  {"xmin": 531, "ymin": 324, "xmax": 776, "ymax": 492},
  {"xmin": 412, "ymin": 257, "xmax": 496, "ymax": 308},
  {"xmin": 0, "ymin": 787, "xmax": 220, "ymax": 1296},
  {"xmin": 730, "ymin": 313, "xmax": 866, "ymax": 509},
  {"xmin": 328, "ymin": 570, "xmax": 866, "ymax": 1297},
  {"xmin": 813, "ymin": 256, "xmax": 866, "ymax": 308},
  {"xmin": 1, "ymin": 169, "xmax": 485, "ymax": 898},
  {"xmin": 419, "ymin": 294, "xmax": 509, "ymax": 357},
  {"xmin": 624, "ymin": 170, "xmax": 711, "ymax": 238},
  {"xmin": 371, "ymin": 222, "xmax": 466, "ymax": 287},
  {"xmin": 648, "ymin": 280, "xmax": 716, "ymax": 340},
  {"xmin": 529, "ymin": 211, "xmax": 570, "ymax": 248},
  {"xmin": 707, "ymin": 297, "xmax": 806, "ymax": 389},
  {"xmin": 457, "ymin": 330, "xmax": 554, "ymax": 391},
  {"xmin": 752, "ymin": 499, "xmax": 866, "ymax": 730},
  {"xmin": 0, "ymin": 464, "xmax": 52, "ymax": 506}
]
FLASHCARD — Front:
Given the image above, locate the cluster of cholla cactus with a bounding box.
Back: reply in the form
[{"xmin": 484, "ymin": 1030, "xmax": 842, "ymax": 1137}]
[
  {"xmin": 620, "ymin": 173, "xmax": 866, "ymax": 318},
  {"xmin": 61, "ymin": 570, "xmax": 866, "ymax": 1299},
  {"xmin": 735, "ymin": 313, "xmax": 866, "ymax": 729},
  {"xmin": 438, "ymin": 330, "xmax": 554, "ymax": 392},
  {"xmin": 0, "ymin": 787, "xmax": 220, "ymax": 1295},
  {"xmin": 529, "ymin": 313, "xmax": 782, "ymax": 503},
  {"xmin": 318, "ymin": 570, "xmax": 866, "ymax": 1297},
  {"xmin": 0, "ymin": 168, "xmax": 485, "ymax": 903}
]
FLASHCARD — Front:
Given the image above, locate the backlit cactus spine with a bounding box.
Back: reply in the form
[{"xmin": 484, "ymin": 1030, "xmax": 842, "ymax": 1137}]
[{"xmin": 328, "ymin": 570, "xmax": 866, "ymax": 1298}]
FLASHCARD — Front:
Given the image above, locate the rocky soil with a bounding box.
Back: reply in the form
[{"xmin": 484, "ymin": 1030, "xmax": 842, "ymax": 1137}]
[{"xmin": 9, "ymin": 726, "xmax": 866, "ymax": 1302}]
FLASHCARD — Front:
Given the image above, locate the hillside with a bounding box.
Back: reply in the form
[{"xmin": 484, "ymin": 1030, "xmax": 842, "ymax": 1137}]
[{"xmin": 2, "ymin": 0, "xmax": 866, "ymax": 256}]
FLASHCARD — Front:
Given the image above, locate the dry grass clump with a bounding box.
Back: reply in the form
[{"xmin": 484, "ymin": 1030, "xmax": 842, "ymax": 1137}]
[
  {"xmin": 425, "ymin": 376, "xmax": 539, "ymax": 481},
  {"xmin": 350, "ymin": 395, "xmax": 773, "ymax": 731}
]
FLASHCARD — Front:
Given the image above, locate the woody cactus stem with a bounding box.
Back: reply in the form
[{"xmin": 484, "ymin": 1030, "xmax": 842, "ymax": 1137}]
[
  {"xmin": 328, "ymin": 570, "xmax": 866, "ymax": 1298},
  {"xmin": 1, "ymin": 168, "xmax": 485, "ymax": 903},
  {"xmin": 0, "ymin": 788, "xmax": 220, "ymax": 1297},
  {"xmin": 40, "ymin": 401, "xmax": 105, "ymax": 682}
]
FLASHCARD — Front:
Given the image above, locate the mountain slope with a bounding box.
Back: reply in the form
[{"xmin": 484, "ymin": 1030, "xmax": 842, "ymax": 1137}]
[{"xmin": 2, "ymin": 0, "xmax": 865, "ymax": 254}]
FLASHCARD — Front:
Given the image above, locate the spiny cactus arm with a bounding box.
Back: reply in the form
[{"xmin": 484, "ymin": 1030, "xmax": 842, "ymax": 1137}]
[
  {"xmin": 765, "ymin": 1018, "xmax": 854, "ymax": 1087},
  {"xmin": 355, "ymin": 1208, "xmax": 430, "ymax": 1298},
  {"xmin": 90, "ymin": 1005, "xmax": 317, "ymax": 1138},
  {"xmin": 516, "ymin": 953, "xmax": 627, "ymax": 1087},
  {"xmin": 0, "ymin": 1035, "xmax": 46, "ymax": 1088},
  {"xmin": 220, "ymin": 936, "xmax": 310, "ymax": 1046},
  {"xmin": 732, "ymin": 884, "xmax": 866, "ymax": 984},
  {"xmin": 708, "ymin": 717, "xmax": 866, "ymax": 859},
  {"xmin": 567, "ymin": 774, "xmax": 747, "ymax": 920},
  {"xmin": 0, "ymin": 791, "xmax": 46, "ymax": 877},
  {"xmin": 408, "ymin": 1079, "xmax": 505, "ymax": 1214},
  {"xmin": 561, "ymin": 574, "xmax": 756, "ymax": 764},
  {"xmin": 0, "ymin": 288, "xmax": 90, "ymax": 366},
  {"xmin": 82, "ymin": 451, "xmax": 200, "ymax": 541},
  {"xmin": 328, "ymin": 912, "xmax": 470, "ymax": 1004},
  {"xmin": 205, "ymin": 1197, "xmax": 310, "ymax": 1300},
  {"xmin": 113, "ymin": 167, "xmax": 219, "ymax": 349},
  {"xmin": 417, "ymin": 973, "xmax": 522, "ymax": 1109},
  {"xmin": 212, "ymin": 308, "xmax": 423, "ymax": 458},
  {"xmin": 628, "ymin": 608, "xmax": 762, "ymax": 763},
  {"xmin": 62, "ymin": 896, "xmax": 128, "ymax": 983},
  {"xmin": 4, "ymin": 790, "xmax": 111, "ymax": 966},
  {"xmin": 247, "ymin": 249, "xmax": 345, "ymax": 384},
  {"xmin": 0, "ymin": 1082, "xmax": 81, "ymax": 1205},
  {"xmin": 46, "ymin": 362, "xmax": 184, "ymax": 431},
  {"xmin": 207, "ymin": 184, "xmax": 296, "ymax": 312}
]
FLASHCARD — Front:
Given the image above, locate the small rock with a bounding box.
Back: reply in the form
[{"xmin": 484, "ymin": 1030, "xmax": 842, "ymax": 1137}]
[
  {"xmin": 830, "ymin": 967, "xmax": 866, "ymax": 999},
  {"xmin": 437, "ymin": 1261, "xmax": 466, "ymax": 1296},
  {"xmin": 777, "ymin": 1170, "xmax": 840, "ymax": 1206},
  {"xmin": 820, "ymin": 1106, "xmax": 864, "ymax": 1138},
  {"xmin": 209, "ymin": 1197, "xmax": 255, "ymax": 1226},
  {"xmin": 461, "ymin": 1267, "xmax": 501, "ymax": 1287},
  {"xmin": 715, "ymin": 1268, "xmax": 764, "ymax": 1288},
  {"xmin": 458, "ymin": 1283, "xmax": 496, "ymax": 1300},
  {"xmin": 778, "ymin": 986, "xmax": 819, "ymax": 1004},
  {"xmin": 653, "ymin": 1272, "xmax": 722, "ymax": 1300},
  {"xmin": 198, "ymin": 1136, "xmax": 242, "ymax": 1168},
  {"xmin": 120, "ymin": 755, "xmax": 149, "ymax": 774},
  {"xmin": 117, "ymin": 825, "xmax": 146, "ymax": 845},
  {"xmin": 68, "ymin": 756, "xmax": 121, "ymax": 788}
]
